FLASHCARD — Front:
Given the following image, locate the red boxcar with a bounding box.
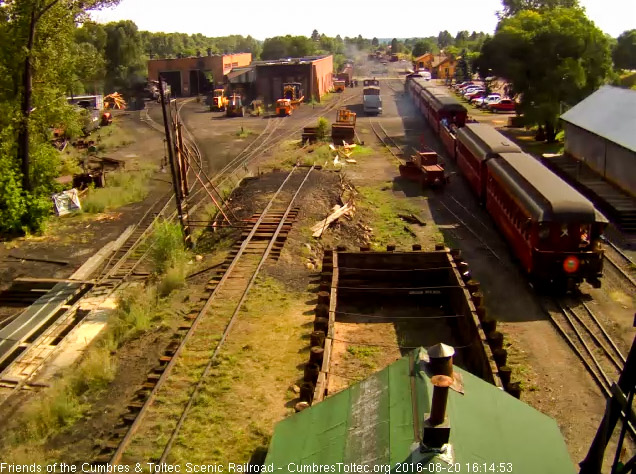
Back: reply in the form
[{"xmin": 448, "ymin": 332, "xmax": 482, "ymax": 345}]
[
  {"xmin": 486, "ymin": 152, "xmax": 607, "ymax": 288},
  {"xmin": 455, "ymin": 123, "xmax": 521, "ymax": 200}
]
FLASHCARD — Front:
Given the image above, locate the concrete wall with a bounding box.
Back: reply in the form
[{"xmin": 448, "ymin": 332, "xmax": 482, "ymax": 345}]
[
  {"xmin": 147, "ymin": 53, "xmax": 252, "ymax": 96},
  {"xmin": 564, "ymin": 122, "xmax": 636, "ymax": 197}
]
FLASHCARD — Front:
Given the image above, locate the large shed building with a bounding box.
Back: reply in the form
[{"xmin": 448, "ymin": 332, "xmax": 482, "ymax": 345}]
[
  {"xmin": 252, "ymin": 55, "xmax": 333, "ymax": 104},
  {"xmin": 561, "ymin": 86, "xmax": 636, "ymax": 197},
  {"xmin": 147, "ymin": 52, "xmax": 252, "ymax": 96}
]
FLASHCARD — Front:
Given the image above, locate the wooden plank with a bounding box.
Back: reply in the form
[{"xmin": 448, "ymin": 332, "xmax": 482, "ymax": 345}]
[{"xmin": 14, "ymin": 277, "xmax": 95, "ymax": 285}]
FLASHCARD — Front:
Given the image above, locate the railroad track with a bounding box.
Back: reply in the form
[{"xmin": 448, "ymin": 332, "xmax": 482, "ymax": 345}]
[
  {"xmin": 541, "ymin": 295, "xmax": 636, "ymax": 441},
  {"xmin": 368, "ymin": 119, "xmax": 404, "ymax": 163},
  {"xmin": 602, "ymin": 238, "xmax": 636, "ymax": 290},
  {"xmin": 97, "ymin": 164, "xmax": 315, "ymax": 464}
]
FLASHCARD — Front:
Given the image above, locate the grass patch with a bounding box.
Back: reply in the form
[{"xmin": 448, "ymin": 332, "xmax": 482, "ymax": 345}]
[
  {"xmin": 82, "ymin": 170, "xmax": 150, "ymax": 213},
  {"xmin": 107, "ymin": 286, "xmax": 161, "ymax": 347},
  {"xmin": 132, "ymin": 275, "xmax": 308, "ymax": 464},
  {"xmin": 8, "ymin": 343, "xmax": 116, "ymax": 446},
  {"xmin": 358, "ymin": 182, "xmax": 422, "ymax": 249},
  {"xmin": 150, "ymin": 220, "xmax": 189, "ymax": 274},
  {"xmin": 235, "ymin": 127, "xmax": 253, "ymax": 138},
  {"xmin": 347, "ymin": 345, "xmax": 380, "ymax": 369},
  {"xmin": 150, "ymin": 220, "xmax": 190, "ymax": 296}
]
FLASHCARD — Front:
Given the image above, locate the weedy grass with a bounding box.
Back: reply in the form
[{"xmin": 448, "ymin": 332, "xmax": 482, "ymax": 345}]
[
  {"xmin": 235, "ymin": 127, "xmax": 253, "ymax": 138},
  {"xmin": 161, "ymin": 275, "xmax": 309, "ymax": 465},
  {"xmin": 82, "ymin": 170, "xmax": 150, "ymax": 213},
  {"xmin": 358, "ymin": 183, "xmax": 422, "ymax": 249}
]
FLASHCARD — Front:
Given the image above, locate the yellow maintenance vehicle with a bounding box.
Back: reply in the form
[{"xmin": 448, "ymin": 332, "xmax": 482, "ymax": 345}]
[
  {"xmin": 331, "ymin": 107, "xmax": 357, "ymax": 144},
  {"xmin": 226, "ymin": 94, "xmax": 245, "ymax": 117},
  {"xmin": 334, "ymin": 80, "xmax": 346, "ymax": 93},
  {"xmin": 210, "ymin": 88, "xmax": 229, "ymax": 111},
  {"xmin": 283, "ymin": 82, "xmax": 304, "ymax": 106}
]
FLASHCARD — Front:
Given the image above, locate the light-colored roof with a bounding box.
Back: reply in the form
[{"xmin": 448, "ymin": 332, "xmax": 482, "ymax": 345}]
[
  {"xmin": 489, "ymin": 152, "xmax": 606, "ymax": 223},
  {"xmin": 457, "ymin": 123, "xmax": 521, "ymax": 161},
  {"xmin": 561, "ymin": 85, "xmax": 636, "ymax": 153}
]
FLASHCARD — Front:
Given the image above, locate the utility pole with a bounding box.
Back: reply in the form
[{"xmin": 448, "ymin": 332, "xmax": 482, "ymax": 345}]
[{"xmin": 158, "ymin": 77, "xmax": 192, "ymax": 249}]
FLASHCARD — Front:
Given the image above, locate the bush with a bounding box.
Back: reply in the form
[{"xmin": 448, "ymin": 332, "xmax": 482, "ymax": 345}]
[
  {"xmin": 109, "ymin": 286, "xmax": 158, "ymax": 346},
  {"xmin": 150, "ymin": 220, "xmax": 188, "ymax": 274},
  {"xmin": 316, "ymin": 117, "xmax": 329, "ymax": 140}
]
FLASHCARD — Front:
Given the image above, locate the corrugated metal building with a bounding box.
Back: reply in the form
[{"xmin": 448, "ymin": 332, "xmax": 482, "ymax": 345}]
[
  {"xmin": 561, "ymin": 86, "xmax": 636, "ymax": 197},
  {"xmin": 147, "ymin": 52, "xmax": 252, "ymax": 96},
  {"xmin": 253, "ymin": 55, "xmax": 333, "ymax": 105},
  {"xmin": 265, "ymin": 347, "xmax": 575, "ymax": 473}
]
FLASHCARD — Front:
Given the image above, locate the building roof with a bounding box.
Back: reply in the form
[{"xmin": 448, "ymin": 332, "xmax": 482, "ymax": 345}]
[
  {"xmin": 488, "ymin": 152, "xmax": 606, "ymax": 223},
  {"xmin": 252, "ymin": 55, "xmax": 332, "ymax": 66},
  {"xmin": 457, "ymin": 123, "xmax": 522, "ymax": 161},
  {"xmin": 414, "ymin": 53, "xmax": 434, "ymax": 62},
  {"xmin": 265, "ymin": 348, "xmax": 575, "ymax": 473},
  {"xmin": 432, "ymin": 55, "xmax": 453, "ymax": 68},
  {"xmin": 561, "ymin": 85, "xmax": 636, "ymax": 153}
]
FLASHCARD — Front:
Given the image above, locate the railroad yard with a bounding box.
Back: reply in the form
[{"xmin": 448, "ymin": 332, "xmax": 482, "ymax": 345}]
[{"xmin": 0, "ymin": 56, "xmax": 635, "ymax": 472}]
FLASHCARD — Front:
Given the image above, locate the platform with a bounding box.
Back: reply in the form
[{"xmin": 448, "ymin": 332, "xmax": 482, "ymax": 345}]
[{"xmin": 541, "ymin": 154, "xmax": 636, "ymax": 235}]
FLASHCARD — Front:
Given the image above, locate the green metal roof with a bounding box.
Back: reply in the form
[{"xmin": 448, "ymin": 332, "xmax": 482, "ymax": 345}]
[{"xmin": 265, "ymin": 349, "xmax": 575, "ymax": 474}]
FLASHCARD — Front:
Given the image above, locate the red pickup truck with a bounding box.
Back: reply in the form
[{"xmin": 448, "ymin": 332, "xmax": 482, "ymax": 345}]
[{"xmin": 488, "ymin": 99, "xmax": 516, "ymax": 113}]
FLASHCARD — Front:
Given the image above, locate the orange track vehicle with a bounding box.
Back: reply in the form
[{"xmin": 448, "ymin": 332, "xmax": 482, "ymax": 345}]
[
  {"xmin": 276, "ymin": 98, "xmax": 292, "ymax": 116},
  {"xmin": 399, "ymin": 147, "xmax": 447, "ymax": 188}
]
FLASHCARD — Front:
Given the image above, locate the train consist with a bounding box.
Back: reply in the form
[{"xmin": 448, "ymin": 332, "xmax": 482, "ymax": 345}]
[{"xmin": 406, "ymin": 75, "xmax": 607, "ymax": 290}]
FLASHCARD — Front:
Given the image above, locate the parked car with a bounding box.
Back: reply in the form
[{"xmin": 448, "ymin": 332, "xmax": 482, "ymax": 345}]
[
  {"xmin": 459, "ymin": 85, "xmax": 476, "ymax": 93},
  {"xmin": 474, "ymin": 93, "xmax": 501, "ymax": 108},
  {"xmin": 489, "ymin": 99, "xmax": 516, "ymax": 113},
  {"xmin": 462, "ymin": 87, "xmax": 483, "ymax": 97},
  {"xmin": 453, "ymin": 81, "xmax": 474, "ymax": 91},
  {"xmin": 465, "ymin": 90, "xmax": 485, "ymax": 101}
]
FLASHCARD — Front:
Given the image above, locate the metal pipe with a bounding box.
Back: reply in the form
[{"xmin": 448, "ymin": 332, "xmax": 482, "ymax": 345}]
[{"xmin": 429, "ymin": 375, "xmax": 453, "ymax": 425}]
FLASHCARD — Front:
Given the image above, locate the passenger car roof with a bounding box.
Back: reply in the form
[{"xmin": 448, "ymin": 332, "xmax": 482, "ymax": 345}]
[
  {"xmin": 457, "ymin": 123, "xmax": 521, "ymax": 161},
  {"xmin": 488, "ymin": 152, "xmax": 606, "ymax": 223}
]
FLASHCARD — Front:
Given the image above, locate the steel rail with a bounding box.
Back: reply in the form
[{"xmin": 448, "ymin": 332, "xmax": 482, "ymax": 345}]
[
  {"xmin": 107, "ymin": 165, "xmax": 308, "ymax": 464},
  {"xmin": 551, "ymin": 297, "xmax": 635, "ymax": 439},
  {"xmin": 158, "ymin": 165, "xmax": 315, "ymax": 462},
  {"xmin": 368, "ymin": 119, "xmax": 402, "ymax": 165},
  {"xmin": 437, "ymin": 200, "xmax": 502, "ymax": 261}
]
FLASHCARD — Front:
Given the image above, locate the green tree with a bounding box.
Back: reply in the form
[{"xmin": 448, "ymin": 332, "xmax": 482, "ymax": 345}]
[
  {"xmin": 390, "ymin": 38, "xmax": 399, "ymax": 54},
  {"xmin": 478, "ymin": 8, "xmax": 612, "ymax": 141},
  {"xmin": 372, "ymin": 37, "xmax": 379, "ymax": 47},
  {"xmin": 455, "ymin": 30, "xmax": 469, "ymax": 47},
  {"xmin": 613, "ymin": 29, "xmax": 636, "ymax": 70},
  {"xmin": 6, "ymin": 0, "xmax": 119, "ymax": 193},
  {"xmin": 455, "ymin": 49, "xmax": 470, "ymax": 82},
  {"xmin": 437, "ymin": 30, "xmax": 453, "ymax": 48},
  {"xmin": 311, "ymin": 29, "xmax": 319, "ymax": 42},
  {"xmin": 412, "ymin": 39, "xmax": 434, "ymax": 57},
  {"xmin": 499, "ymin": 0, "xmax": 578, "ymax": 17},
  {"xmin": 103, "ymin": 21, "xmax": 145, "ymax": 92},
  {"xmin": 0, "ymin": 0, "xmax": 118, "ymax": 233}
]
